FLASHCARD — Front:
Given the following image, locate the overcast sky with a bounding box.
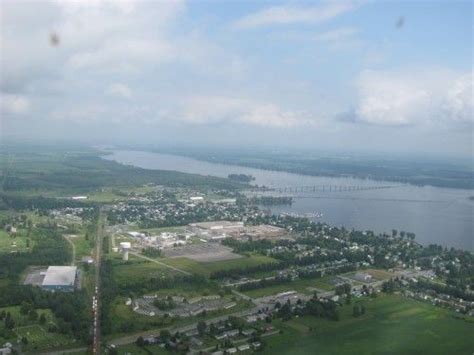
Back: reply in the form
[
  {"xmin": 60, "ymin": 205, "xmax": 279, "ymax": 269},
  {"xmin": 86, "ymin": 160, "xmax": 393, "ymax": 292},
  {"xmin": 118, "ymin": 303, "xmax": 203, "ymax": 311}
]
[{"xmin": 0, "ymin": 0, "xmax": 472, "ymax": 157}]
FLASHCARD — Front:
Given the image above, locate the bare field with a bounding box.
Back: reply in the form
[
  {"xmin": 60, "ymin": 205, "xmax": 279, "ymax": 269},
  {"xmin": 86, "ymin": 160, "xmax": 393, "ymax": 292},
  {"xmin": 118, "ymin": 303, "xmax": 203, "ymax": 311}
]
[{"xmin": 163, "ymin": 243, "xmax": 242, "ymax": 262}]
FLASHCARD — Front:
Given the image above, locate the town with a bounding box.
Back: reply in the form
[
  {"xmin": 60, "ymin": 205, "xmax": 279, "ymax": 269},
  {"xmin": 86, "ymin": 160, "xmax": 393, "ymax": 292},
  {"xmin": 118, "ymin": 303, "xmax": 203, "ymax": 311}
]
[{"xmin": 1, "ymin": 167, "xmax": 473, "ymax": 354}]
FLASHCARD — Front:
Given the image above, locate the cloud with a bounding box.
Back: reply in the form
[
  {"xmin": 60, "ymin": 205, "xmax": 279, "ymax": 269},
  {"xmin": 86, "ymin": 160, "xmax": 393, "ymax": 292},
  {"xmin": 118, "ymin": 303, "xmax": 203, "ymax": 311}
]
[
  {"xmin": 444, "ymin": 73, "xmax": 473, "ymax": 124},
  {"xmin": 0, "ymin": 93, "xmax": 31, "ymax": 114},
  {"xmin": 353, "ymin": 69, "xmax": 473, "ymax": 126},
  {"xmin": 233, "ymin": 1, "xmax": 360, "ymax": 29},
  {"xmin": 106, "ymin": 83, "xmax": 132, "ymax": 99},
  {"xmin": 179, "ymin": 96, "xmax": 312, "ymax": 128}
]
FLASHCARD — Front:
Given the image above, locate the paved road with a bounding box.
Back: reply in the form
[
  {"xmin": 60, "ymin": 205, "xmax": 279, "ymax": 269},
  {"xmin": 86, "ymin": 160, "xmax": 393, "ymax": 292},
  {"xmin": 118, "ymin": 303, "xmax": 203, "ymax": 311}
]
[
  {"xmin": 108, "ymin": 304, "xmax": 262, "ymax": 346},
  {"xmin": 92, "ymin": 210, "xmax": 105, "ymax": 355},
  {"xmin": 129, "ymin": 251, "xmax": 192, "ymax": 275},
  {"xmin": 39, "ymin": 347, "xmax": 88, "ymax": 355}
]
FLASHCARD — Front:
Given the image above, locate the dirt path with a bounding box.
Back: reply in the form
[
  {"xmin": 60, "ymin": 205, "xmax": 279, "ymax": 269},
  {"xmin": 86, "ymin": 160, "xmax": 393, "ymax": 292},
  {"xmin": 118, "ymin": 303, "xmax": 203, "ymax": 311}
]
[{"xmin": 64, "ymin": 236, "xmax": 76, "ymax": 266}]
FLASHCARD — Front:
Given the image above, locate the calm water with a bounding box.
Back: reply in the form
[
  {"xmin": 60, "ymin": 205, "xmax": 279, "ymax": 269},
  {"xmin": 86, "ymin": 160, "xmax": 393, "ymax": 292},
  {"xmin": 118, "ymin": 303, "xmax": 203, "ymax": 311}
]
[{"xmin": 104, "ymin": 150, "xmax": 474, "ymax": 251}]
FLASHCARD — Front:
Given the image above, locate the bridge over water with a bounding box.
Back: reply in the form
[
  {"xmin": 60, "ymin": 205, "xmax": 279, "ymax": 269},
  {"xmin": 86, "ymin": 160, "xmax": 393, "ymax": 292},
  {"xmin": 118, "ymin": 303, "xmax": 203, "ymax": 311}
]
[{"xmin": 245, "ymin": 184, "xmax": 400, "ymax": 197}]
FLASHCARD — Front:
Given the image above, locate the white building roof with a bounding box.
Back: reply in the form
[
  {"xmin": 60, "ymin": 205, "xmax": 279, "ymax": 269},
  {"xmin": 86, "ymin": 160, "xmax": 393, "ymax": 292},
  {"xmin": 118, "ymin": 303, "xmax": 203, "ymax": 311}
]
[{"xmin": 42, "ymin": 266, "xmax": 77, "ymax": 287}]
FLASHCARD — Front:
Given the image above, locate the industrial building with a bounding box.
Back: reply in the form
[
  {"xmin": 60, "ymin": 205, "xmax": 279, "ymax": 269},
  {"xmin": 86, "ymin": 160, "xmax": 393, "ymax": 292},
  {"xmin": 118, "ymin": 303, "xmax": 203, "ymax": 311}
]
[
  {"xmin": 41, "ymin": 266, "xmax": 78, "ymax": 292},
  {"xmin": 190, "ymin": 221, "xmax": 244, "ymax": 231}
]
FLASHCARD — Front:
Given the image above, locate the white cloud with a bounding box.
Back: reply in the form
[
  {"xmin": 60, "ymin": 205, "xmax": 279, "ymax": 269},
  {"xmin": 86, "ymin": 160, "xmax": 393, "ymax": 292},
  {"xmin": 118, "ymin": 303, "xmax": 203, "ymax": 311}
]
[
  {"xmin": 179, "ymin": 96, "xmax": 312, "ymax": 128},
  {"xmin": 444, "ymin": 73, "xmax": 473, "ymax": 124},
  {"xmin": 354, "ymin": 69, "xmax": 473, "ymax": 126},
  {"xmin": 0, "ymin": 94, "xmax": 31, "ymax": 114},
  {"xmin": 240, "ymin": 104, "xmax": 308, "ymax": 128},
  {"xmin": 106, "ymin": 83, "xmax": 132, "ymax": 99},
  {"xmin": 233, "ymin": 1, "xmax": 359, "ymax": 29}
]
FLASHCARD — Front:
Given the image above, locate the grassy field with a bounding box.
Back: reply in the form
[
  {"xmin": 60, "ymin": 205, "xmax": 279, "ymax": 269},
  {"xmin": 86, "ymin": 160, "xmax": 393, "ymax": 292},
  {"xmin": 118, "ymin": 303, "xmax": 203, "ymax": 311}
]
[
  {"xmin": 112, "ymin": 257, "xmax": 178, "ymax": 286},
  {"xmin": 0, "ymin": 229, "xmax": 32, "ymax": 253},
  {"xmin": 15, "ymin": 324, "xmax": 77, "ymax": 350},
  {"xmin": 0, "ymin": 306, "xmax": 53, "ymax": 327},
  {"xmin": 67, "ymin": 234, "xmax": 94, "ymax": 262},
  {"xmin": 87, "ymin": 186, "xmax": 159, "ymax": 203},
  {"xmin": 160, "ymin": 254, "xmax": 277, "ymax": 277},
  {"xmin": 109, "ymin": 296, "xmax": 251, "ymax": 338},
  {"xmin": 242, "ymin": 275, "xmax": 335, "ymax": 298},
  {"xmin": 0, "ymin": 306, "xmax": 77, "ymax": 351},
  {"xmin": 262, "ymin": 294, "xmax": 474, "ymax": 354},
  {"xmin": 117, "ymin": 343, "xmax": 169, "ymax": 355}
]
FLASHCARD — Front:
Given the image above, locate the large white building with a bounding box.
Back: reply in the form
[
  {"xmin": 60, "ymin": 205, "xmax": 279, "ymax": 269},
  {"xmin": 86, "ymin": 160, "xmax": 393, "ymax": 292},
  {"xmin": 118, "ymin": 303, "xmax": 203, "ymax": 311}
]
[{"xmin": 41, "ymin": 266, "xmax": 78, "ymax": 292}]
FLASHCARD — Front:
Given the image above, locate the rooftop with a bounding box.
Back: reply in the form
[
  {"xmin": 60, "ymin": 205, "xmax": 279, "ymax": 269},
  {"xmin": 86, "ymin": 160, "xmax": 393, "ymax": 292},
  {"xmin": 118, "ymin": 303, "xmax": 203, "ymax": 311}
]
[{"xmin": 42, "ymin": 266, "xmax": 77, "ymax": 287}]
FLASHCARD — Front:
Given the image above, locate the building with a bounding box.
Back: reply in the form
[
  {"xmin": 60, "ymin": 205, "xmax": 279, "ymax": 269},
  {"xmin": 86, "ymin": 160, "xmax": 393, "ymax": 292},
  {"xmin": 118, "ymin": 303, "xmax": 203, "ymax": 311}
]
[
  {"xmin": 354, "ymin": 272, "xmax": 373, "ymax": 282},
  {"xmin": 41, "ymin": 266, "xmax": 78, "ymax": 292},
  {"xmin": 190, "ymin": 221, "xmax": 244, "ymax": 231}
]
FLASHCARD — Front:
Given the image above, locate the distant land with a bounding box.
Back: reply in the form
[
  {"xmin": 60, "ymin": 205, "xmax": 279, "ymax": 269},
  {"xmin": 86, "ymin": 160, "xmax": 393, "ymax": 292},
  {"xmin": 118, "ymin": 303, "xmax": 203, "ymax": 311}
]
[{"xmin": 145, "ymin": 147, "xmax": 474, "ymax": 190}]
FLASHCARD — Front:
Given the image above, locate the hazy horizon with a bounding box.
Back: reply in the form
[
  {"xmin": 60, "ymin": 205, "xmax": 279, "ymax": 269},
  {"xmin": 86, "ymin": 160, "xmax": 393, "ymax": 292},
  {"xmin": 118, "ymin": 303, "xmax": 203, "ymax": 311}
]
[{"xmin": 1, "ymin": 0, "xmax": 473, "ymax": 157}]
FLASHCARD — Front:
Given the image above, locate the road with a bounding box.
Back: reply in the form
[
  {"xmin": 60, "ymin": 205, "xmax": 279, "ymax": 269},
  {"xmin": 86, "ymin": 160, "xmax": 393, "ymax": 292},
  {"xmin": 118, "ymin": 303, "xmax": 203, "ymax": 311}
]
[
  {"xmin": 64, "ymin": 235, "xmax": 76, "ymax": 266},
  {"xmin": 92, "ymin": 210, "xmax": 105, "ymax": 355},
  {"xmin": 108, "ymin": 303, "xmax": 262, "ymax": 346}
]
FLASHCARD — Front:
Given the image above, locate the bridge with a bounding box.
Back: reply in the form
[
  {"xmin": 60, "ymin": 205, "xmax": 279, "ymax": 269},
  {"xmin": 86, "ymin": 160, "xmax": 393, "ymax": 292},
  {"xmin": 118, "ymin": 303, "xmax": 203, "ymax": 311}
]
[{"xmin": 245, "ymin": 184, "xmax": 399, "ymax": 196}]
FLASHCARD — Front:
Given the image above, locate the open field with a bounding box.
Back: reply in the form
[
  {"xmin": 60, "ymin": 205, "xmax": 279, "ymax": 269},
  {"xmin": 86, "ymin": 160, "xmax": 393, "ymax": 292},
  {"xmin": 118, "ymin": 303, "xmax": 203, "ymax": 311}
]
[
  {"xmin": 0, "ymin": 306, "xmax": 53, "ymax": 326},
  {"xmin": 139, "ymin": 226, "xmax": 187, "ymax": 234},
  {"xmin": 15, "ymin": 324, "xmax": 77, "ymax": 350},
  {"xmin": 243, "ymin": 275, "xmax": 335, "ymax": 298},
  {"xmin": 262, "ymin": 294, "xmax": 474, "ymax": 354},
  {"xmin": 112, "ymin": 256, "xmax": 178, "ymax": 286},
  {"xmin": 160, "ymin": 254, "xmax": 277, "ymax": 277},
  {"xmin": 164, "ymin": 243, "xmax": 242, "ymax": 262},
  {"xmin": 87, "ymin": 186, "xmax": 159, "ymax": 203},
  {"xmin": 66, "ymin": 234, "xmax": 94, "ymax": 262},
  {"xmin": 0, "ymin": 306, "xmax": 77, "ymax": 351},
  {"xmin": 0, "ymin": 229, "xmax": 32, "ymax": 253},
  {"xmin": 117, "ymin": 343, "xmax": 168, "ymax": 355},
  {"xmin": 109, "ymin": 296, "xmax": 251, "ymax": 339}
]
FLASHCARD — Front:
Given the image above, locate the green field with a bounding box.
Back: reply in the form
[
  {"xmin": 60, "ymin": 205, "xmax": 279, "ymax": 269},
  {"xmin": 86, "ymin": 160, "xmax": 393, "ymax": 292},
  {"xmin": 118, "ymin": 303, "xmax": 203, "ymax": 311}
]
[
  {"xmin": 117, "ymin": 343, "xmax": 168, "ymax": 355},
  {"xmin": 109, "ymin": 295, "xmax": 251, "ymax": 338},
  {"xmin": 15, "ymin": 324, "xmax": 77, "ymax": 350},
  {"xmin": 0, "ymin": 306, "xmax": 77, "ymax": 351},
  {"xmin": 160, "ymin": 254, "xmax": 277, "ymax": 277},
  {"xmin": 242, "ymin": 275, "xmax": 335, "ymax": 298},
  {"xmin": 67, "ymin": 234, "xmax": 94, "ymax": 262},
  {"xmin": 263, "ymin": 294, "xmax": 474, "ymax": 354},
  {"xmin": 112, "ymin": 257, "xmax": 178, "ymax": 286},
  {"xmin": 0, "ymin": 229, "xmax": 32, "ymax": 253}
]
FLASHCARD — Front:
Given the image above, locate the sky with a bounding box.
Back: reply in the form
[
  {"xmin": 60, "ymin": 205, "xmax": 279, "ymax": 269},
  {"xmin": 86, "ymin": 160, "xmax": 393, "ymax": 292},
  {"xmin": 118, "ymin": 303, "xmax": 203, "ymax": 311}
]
[{"xmin": 0, "ymin": 0, "xmax": 472, "ymax": 157}]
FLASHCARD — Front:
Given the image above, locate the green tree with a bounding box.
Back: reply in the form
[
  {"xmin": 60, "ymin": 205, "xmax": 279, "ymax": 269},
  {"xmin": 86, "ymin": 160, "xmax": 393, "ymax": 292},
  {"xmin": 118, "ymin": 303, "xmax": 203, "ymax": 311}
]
[
  {"xmin": 20, "ymin": 302, "xmax": 31, "ymax": 315},
  {"xmin": 197, "ymin": 320, "xmax": 207, "ymax": 336},
  {"xmin": 353, "ymin": 305, "xmax": 360, "ymax": 317},
  {"xmin": 136, "ymin": 336, "xmax": 145, "ymax": 347},
  {"xmin": 39, "ymin": 313, "xmax": 47, "ymax": 324},
  {"xmin": 28, "ymin": 309, "xmax": 38, "ymax": 321},
  {"xmin": 160, "ymin": 329, "xmax": 171, "ymax": 341}
]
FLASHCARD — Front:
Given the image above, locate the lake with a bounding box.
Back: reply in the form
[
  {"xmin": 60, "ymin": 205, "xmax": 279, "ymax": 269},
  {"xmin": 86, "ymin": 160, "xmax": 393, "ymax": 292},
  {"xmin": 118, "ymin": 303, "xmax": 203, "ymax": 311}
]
[{"xmin": 104, "ymin": 150, "xmax": 474, "ymax": 251}]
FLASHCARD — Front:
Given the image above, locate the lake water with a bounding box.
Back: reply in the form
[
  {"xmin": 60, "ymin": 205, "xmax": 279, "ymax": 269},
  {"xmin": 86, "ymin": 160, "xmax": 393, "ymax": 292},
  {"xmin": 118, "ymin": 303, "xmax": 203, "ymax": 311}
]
[{"xmin": 104, "ymin": 150, "xmax": 474, "ymax": 251}]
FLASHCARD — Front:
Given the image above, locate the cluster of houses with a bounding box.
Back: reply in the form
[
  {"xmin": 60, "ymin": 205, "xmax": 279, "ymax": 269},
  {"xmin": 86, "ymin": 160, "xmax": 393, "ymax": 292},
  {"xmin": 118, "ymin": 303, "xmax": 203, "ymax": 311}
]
[
  {"xmin": 404, "ymin": 289, "xmax": 474, "ymax": 315},
  {"xmin": 107, "ymin": 191, "xmax": 260, "ymax": 227}
]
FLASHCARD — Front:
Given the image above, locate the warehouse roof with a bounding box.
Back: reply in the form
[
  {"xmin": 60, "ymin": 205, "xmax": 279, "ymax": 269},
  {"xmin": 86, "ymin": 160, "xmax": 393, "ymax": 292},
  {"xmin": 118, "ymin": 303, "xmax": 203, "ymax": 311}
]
[{"xmin": 42, "ymin": 266, "xmax": 77, "ymax": 287}]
